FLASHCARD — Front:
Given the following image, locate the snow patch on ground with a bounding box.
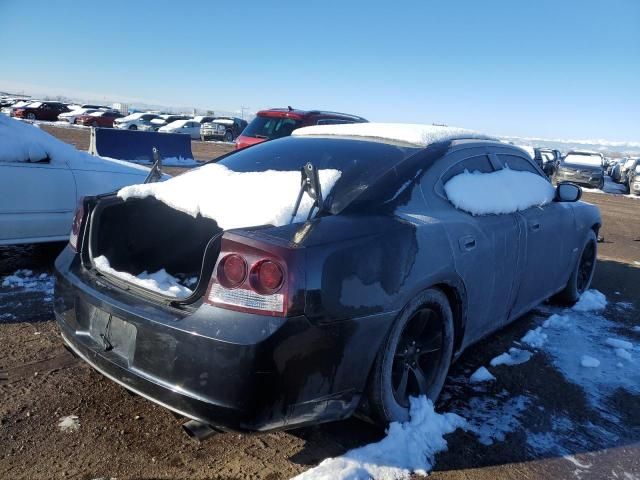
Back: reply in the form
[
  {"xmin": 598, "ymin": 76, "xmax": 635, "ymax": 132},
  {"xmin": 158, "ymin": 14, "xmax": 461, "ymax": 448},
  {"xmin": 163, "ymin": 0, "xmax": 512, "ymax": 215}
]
[
  {"xmin": 118, "ymin": 163, "xmax": 342, "ymax": 230},
  {"xmin": 521, "ymin": 327, "xmax": 548, "ymax": 348},
  {"xmin": 580, "ymin": 355, "xmax": 600, "ymax": 368},
  {"xmin": 93, "ymin": 256, "xmax": 193, "ymax": 298},
  {"xmin": 469, "ymin": 366, "xmax": 496, "ymax": 383},
  {"xmin": 490, "ymin": 348, "xmax": 533, "ymax": 367},
  {"xmin": 605, "ymin": 338, "xmax": 633, "ymax": 350},
  {"xmin": 58, "ymin": 415, "xmax": 80, "ymax": 432},
  {"xmin": 292, "ymin": 397, "xmax": 465, "ymax": 480},
  {"xmin": 444, "ymin": 168, "xmax": 555, "ymax": 216},
  {"xmin": 1, "ymin": 269, "xmax": 54, "ymax": 300},
  {"xmin": 457, "ymin": 394, "xmax": 531, "ymax": 446}
]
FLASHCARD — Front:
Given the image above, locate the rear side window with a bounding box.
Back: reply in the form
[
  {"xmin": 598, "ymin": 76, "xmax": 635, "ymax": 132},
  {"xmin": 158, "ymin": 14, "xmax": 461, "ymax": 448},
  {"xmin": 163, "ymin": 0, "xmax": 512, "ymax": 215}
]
[
  {"xmin": 242, "ymin": 116, "xmax": 302, "ymax": 140},
  {"xmin": 498, "ymin": 154, "xmax": 540, "ymax": 175},
  {"xmin": 315, "ymin": 119, "xmax": 355, "ymax": 125},
  {"xmin": 441, "ymin": 155, "xmax": 494, "ymax": 183}
]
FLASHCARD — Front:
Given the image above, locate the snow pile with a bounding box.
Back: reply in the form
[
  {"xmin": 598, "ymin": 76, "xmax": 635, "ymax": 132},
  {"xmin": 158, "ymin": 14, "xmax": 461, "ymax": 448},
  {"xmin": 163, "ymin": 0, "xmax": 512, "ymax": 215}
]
[
  {"xmin": 444, "ymin": 167, "xmax": 555, "ymax": 216},
  {"xmin": 292, "ymin": 397, "xmax": 466, "ymax": 480},
  {"xmin": 292, "ymin": 122, "xmax": 492, "ymax": 147},
  {"xmin": 469, "ymin": 366, "xmax": 496, "ymax": 383},
  {"xmin": 490, "ymin": 348, "xmax": 533, "ymax": 367},
  {"xmin": 521, "ymin": 327, "xmax": 548, "ymax": 348},
  {"xmin": 58, "ymin": 415, "xmax": 80, "ymax": 432},
  {"xmin": 580, "ymin": 355, "xmax": 600, "ymax": 368},
  {"xmin": 118, "ymin": 163, "xmax": 342, "ymax": 229},
  {"xmin": 572, "ymin": 289, "xmax": 607, "ymax": 312},
  {"xmin": 93, "ymin": 256, "xmax": 193, "ymax": 298}
]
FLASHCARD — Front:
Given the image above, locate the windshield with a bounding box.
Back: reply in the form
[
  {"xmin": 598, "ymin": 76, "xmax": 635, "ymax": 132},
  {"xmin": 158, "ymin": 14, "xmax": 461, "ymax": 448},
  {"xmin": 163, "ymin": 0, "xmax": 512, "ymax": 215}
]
[
  {"xmin": 563, "ymin": 153, "xmax": 602, "ymax": 168},
  {"xmin": 242, "ymin": 115, "xmax": 302, "ymax": 140},
  {"xmin": 218, "ymin": 136, "xmax": 420, "ymax": 213}
]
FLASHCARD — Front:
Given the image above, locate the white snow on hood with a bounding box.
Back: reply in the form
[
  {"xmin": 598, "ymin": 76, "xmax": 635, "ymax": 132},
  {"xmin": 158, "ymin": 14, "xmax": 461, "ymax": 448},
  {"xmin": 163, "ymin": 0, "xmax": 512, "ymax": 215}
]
[
  {"xmin": 292, "ymin": 122, "xmax": 492, "ymax": 147},
  {"xmin": 118, "ymin": 163, "xmax": 341, "ymax": 230},
  {"xmin": 444, "ymin": 167, "xmax": 556, "ymax": 216},
  {"xmin": 0, "ymin": 115, "xmax": 150, "ymax": 176}
]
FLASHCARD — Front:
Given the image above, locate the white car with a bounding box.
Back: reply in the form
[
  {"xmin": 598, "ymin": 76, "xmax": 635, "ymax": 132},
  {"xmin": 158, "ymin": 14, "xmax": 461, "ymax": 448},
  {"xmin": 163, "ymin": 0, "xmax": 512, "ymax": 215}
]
[
  {"xmin": 0, "ymin": 115, "xmax": 156, "ymax": 245},
  {"xmin": 148, "ymin": 114, "xmax": 191, "ymax": 131},
  {"xmin": 158, "ymin": 119, "xmax": 201, "ymax": 139},
  {"xmin": 113, "ymin": 112, "xmax": 159, "ymax": 131},
  {"xmin": 57, "ymin": 107, "xmax": 99, "ymax": 124}
]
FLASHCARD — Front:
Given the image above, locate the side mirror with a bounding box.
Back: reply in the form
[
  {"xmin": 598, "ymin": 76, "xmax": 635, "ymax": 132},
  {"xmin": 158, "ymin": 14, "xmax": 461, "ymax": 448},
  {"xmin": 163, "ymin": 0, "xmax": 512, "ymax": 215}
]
[{"xmin": 556, "ymin": 182, "xmax": 582, "ymax": 202}]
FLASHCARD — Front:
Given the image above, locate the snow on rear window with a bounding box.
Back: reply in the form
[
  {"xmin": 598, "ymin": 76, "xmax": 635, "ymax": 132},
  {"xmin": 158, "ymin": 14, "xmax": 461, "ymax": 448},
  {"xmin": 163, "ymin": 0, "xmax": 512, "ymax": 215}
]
[
  {"xmin": 444, "ymin": 168, "xmax": 555, "ymax": 216},
  {"xmin": 564, "ymin": 154, "xmax": 602, "ymax": 167},
  {"xmin": 293, "ymin": 123, "xmax": 491, "ymax": 147},
  {"xmin": 118, "ymin": 163, "xmax": 341, "ymax": 229}
]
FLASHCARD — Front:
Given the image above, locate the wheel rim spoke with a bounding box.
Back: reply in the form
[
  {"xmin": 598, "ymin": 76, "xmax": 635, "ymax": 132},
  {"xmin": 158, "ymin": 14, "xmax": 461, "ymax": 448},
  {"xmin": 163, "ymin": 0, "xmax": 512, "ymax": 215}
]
[
  {"xmin": 410, "ymin": 364, "xmax": 429, "ymax": 393},
  {"xmin": 395, "ymin": 366, "xmax": 409, "ymax": 401},
  {"xmin": 417, "ymin": 333, "xmax": 442, "ymax": 355}
]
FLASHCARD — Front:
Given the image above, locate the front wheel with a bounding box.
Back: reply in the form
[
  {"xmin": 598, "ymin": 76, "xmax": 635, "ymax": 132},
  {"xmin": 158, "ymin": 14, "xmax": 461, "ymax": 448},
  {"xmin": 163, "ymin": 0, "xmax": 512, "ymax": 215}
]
[
  {"xmin": 224, "ymin": 130, "xmax": 234, "ymax": 142},
  {"xmin": 128, "ymin": 124, "xmax": 137, "ymax": 130},
  {"xmin": 26, "ymin": 112, "xmax": 36, "ymax": 120},
  {"xmin": 554, "ymin": 230, "xmax": 597, "ymax": 304},
  {"xmin": 367, "ymin": 288, "xmax": 454, "ymax": 424}
]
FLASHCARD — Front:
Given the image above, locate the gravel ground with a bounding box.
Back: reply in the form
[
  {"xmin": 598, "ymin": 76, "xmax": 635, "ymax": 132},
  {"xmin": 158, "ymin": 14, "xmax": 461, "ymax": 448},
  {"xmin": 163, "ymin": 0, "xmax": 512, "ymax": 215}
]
[{"xmin": 1, "ymin": 127, "xmax": 638, "ymax": 479}]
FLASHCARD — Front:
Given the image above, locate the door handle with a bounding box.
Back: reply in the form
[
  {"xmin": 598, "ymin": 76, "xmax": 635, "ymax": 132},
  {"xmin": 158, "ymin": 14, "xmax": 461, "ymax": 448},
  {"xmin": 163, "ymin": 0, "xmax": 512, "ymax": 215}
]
[
  {"xmin": 530, "ymin": 222, "xmax": 541, "ymax": 232},
  {"xmin": 458, "ymin": 235, "xmax": 476, "ymax": 252}
]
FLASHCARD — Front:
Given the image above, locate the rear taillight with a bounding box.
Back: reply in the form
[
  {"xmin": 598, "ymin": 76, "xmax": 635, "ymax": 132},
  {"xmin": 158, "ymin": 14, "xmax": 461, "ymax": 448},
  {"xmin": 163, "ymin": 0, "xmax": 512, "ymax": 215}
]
[
  {"xmin": 205, "ymin": 237, "xmax": 300, "ymax": 317},
  {"xmin": 69, "ymin": 198, "xmax": 85, "ymax": 252}
]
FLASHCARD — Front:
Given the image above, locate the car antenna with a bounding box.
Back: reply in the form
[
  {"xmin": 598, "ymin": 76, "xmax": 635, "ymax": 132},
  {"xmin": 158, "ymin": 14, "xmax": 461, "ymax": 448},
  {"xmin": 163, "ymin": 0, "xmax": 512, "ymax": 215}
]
[
  {"xmin": 290, "ymin": 162, "xmax": 324, "ymax": 223},
  {"xmin": 144, "ymin": 147, "xmax": 163, "ymax": 184}
]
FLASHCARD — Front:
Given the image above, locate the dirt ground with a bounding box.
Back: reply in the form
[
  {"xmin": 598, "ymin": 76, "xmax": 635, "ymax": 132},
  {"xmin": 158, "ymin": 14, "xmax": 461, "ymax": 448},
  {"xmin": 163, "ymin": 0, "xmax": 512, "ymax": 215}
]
[
  {"xmin": 1, "ymin": 130, "xmax": 639, "ymax": 479},
  {"xmin": 39, "ymin": 124, "xmax": 235, "ymax": 163}
]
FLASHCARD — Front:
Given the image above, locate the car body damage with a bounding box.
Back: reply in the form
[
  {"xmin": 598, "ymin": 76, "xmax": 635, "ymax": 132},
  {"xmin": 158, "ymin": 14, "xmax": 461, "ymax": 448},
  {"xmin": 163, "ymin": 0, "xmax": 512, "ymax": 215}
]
[{"xmin": 54, "ymin": 127, "xmax": 601, "ymax": 431}]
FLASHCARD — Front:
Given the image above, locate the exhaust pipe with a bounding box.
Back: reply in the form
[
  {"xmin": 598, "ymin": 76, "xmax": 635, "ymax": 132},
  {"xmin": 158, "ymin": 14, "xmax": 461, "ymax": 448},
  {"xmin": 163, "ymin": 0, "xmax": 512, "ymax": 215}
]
[{"xmin": 182, "ymin": 419, "xmax": 219, "ymax": 441}]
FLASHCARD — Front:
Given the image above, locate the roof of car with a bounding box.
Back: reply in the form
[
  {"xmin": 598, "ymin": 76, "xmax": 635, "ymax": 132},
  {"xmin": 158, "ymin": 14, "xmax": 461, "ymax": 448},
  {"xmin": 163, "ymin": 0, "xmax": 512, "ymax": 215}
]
[
  {"xmin": 292, "ymin": 123, "xmax": 496, "ymax": 148},
  {"xmin": 256, "ymin": 107, "xmax": 366, "ymax": 121}
]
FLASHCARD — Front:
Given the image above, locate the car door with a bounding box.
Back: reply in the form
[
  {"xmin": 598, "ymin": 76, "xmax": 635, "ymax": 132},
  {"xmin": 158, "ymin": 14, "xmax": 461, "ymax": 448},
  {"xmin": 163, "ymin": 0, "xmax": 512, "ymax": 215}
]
[
  {"xmin": 496, "ymin": 152, "xmax": 575, "ymax": 316},
  {"xmin": 430, "ymin": 149, "xmax": 524, "ymax": 344},
  {"xmin": 0, "ymin": 157, "xmax": 77, "ymax": 245}
]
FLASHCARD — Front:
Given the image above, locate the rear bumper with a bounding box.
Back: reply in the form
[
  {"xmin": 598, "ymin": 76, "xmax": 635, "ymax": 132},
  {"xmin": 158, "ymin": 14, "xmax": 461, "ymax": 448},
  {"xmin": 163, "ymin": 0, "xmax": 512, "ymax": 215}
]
[
  {"xmin": 556, "ymin": 173, "xmax": 602, "ymax": 188},
  {"xmin": 54, "ymin": 247, "xmax": 391, "ymax": 431}
]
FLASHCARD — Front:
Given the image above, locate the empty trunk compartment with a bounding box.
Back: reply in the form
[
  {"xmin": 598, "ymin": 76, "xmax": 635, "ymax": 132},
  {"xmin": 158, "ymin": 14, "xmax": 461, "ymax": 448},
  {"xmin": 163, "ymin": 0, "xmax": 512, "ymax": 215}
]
[{"xmin": 88, "ymin": 196, "xmax": 223, "ymax": 299}]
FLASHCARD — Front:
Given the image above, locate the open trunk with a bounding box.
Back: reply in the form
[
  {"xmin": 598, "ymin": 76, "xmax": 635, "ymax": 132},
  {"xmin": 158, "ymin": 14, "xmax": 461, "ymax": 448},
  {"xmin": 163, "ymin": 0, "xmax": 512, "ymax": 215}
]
[{"xmin": 88, "ymin": 196, "xmax": 223, "ymax": 302}]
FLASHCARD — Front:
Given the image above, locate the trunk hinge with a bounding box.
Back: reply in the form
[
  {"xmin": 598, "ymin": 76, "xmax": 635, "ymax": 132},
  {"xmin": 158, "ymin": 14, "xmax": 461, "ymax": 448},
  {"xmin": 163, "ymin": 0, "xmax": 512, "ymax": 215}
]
[{"xmin": 290, "ymin": 162, "xmax": 325, "ymax": 223}]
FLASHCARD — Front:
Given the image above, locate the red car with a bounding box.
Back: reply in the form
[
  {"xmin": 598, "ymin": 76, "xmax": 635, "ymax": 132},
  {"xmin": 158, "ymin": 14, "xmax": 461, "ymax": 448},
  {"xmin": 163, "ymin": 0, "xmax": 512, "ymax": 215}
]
[
  {"xmin": 76, "ymin": 110, "xmax": 124, "ymax": 128},
  {"xmin": 235, "ymin": 107, "xmax": 368, "ymax": 149},
  {"xmin": 13, "ymin": 101, "xmax": 70, "ymax": 121}
]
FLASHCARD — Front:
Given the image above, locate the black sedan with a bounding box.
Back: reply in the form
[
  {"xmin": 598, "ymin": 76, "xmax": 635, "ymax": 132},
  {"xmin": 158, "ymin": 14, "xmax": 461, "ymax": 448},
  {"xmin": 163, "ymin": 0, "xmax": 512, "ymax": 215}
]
[{"xmin": 54, "ymin": 127, "xmax": 601, "ymax": 433}]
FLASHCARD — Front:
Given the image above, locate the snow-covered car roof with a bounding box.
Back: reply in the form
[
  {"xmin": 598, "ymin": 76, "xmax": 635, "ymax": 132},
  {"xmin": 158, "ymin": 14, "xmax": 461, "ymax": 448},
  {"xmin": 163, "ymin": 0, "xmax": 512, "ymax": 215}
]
[
  {"xmin": 292, "ymin": 123, "xmax": 494, "ymax": 147},
  {"xmin": 0, "ymin": 115, "xmax": 150, "ymax": 175},
  {"xmin": 162, "ymin": 120, "xmax": 190, "ymax": 129},
  {"xmin": 212, "ymin": 118, "xmax": 235, "ymax": 125}
]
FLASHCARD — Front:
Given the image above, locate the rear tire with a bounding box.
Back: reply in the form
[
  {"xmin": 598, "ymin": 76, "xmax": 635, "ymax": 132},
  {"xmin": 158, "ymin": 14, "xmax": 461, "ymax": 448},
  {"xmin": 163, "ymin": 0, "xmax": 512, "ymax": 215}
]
[
  {"xmin": 129, "ymin": 124, "xmax": 137, "ymax": 130},
  {"xmin": 224, "ymin": 130, "xmax": 234, "ymax": 142},
  {"xmin": 367, "ymin": 288, "xmax": 454, "ymax": 425},
  {"xmin": 554, "ymin": 230, "xmax": 597, "ymax": 305},
  {"xmin": 598, "ymin": 178, "xmax": 604, "ymax": 190},
  {"xmin": 26, "ymin": 112, "xmax": 36, "ymax": 120}
]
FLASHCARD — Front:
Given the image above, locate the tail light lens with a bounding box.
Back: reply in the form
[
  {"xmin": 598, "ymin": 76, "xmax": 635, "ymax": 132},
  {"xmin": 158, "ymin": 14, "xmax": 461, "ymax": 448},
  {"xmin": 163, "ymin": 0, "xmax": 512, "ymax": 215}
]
[
  {"xmin": 69, "ymin": 198, "xmax": 85, "ymax": 252},
  {"xmin": 205, "ymin": 237, "xmax": 301, "ymax": 317}
]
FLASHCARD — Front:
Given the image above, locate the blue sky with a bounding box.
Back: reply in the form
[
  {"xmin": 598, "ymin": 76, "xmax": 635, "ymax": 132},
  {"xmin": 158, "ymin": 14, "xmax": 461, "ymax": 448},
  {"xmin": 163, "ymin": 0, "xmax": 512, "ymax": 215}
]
[{"xmin": 1, "ymin": 0, "xmax": 638, "ymax": 140}]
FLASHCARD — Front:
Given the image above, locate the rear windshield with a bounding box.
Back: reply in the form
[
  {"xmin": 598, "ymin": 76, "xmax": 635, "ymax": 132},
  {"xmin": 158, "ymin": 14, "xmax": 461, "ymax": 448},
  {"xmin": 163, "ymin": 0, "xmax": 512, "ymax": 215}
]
[
  {"xmin": 242, "ymin": 115, "xmax": 302, "ymax": 140},
  {"xmin": 218, "ymin": 136, "xmax": 420, "ymax": 213},
  {"xmin": 563, "ymin": 154, "xmax": 602, "ymax": 168}
]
